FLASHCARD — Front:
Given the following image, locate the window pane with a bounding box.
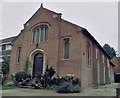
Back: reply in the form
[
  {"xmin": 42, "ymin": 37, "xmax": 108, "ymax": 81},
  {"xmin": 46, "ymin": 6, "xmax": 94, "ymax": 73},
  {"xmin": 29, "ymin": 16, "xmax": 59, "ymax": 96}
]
[
  {"xmin": 44, "ymin": 28, "xmax": 48, "ymax": 41},
  {"xmin": 35, "ymin": 30, "xmax": 38, "ymax": 44},
  {"xmin": 6, "ymin": 43, "xmax": 12, "ymax": 50},
  {"xmin": 32, "ymin": 25, "xmax": 48, "ymax": 44},
  {"xmin": 86, "ymin": 47, "xmax": 89, "ymax": 65},
  {"xmin": 17, "ymin": 47, "xmax": 21, "ymax": 63},
  {"xmin": 102, "ymin": 55, "xmax": 104, "ymax": 63},
  {"xmin": 38, "ymin": 28, "xmax": 41, "ymax": 43},
  {"xmin": 32, "ymin": 30, "xmax": 36, "ymax": 43},
  {"xmin": 40, "ymin": 28, "xmax": 44, "ymax": 42},
  {"xmin": 36, "ymin": 29, "xmax": 40, "ymax": 43},
  {"xmin": 64, "ymin": 38, "xmax": 69, "ymax": 59},
  {"xmin": 2, "ymin": 44, "xmax": 6, "ymax": 51},
  {"xmin": 96, "ymin": 49, "xmax": 98, "ymax": 59},
  {"xmin": 86, "ymin": 42, "xmax": 91, "ymax": 65},
  {"xmin": 42, "ymin": 28, "xmax": 45, "ymax": 42}
]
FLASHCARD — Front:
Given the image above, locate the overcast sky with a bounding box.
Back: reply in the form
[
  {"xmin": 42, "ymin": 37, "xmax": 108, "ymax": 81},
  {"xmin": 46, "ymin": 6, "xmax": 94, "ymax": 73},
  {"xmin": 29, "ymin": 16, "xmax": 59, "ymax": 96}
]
[{"xmin": 1, "ymin": 1, "xmax": 118, "ymax": 54}]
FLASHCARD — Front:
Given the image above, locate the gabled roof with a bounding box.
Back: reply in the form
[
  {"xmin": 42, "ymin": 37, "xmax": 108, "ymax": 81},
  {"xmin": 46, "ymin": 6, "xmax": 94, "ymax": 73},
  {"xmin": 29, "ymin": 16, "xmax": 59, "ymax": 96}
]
[
  {"xmin": 12, "ymin": 4, "xmax": 115, "ymax": 66},
  {"xmin": 24, "ymin": 4, "xmax": 61, "ymax": 26},
  {"xmin": 0, "ymin": 36, "xmax": 16, "ymax": 44},
  {"xmin": 82, "ymin": 28, "xmax": 112, "ymax": 59},
  {"xmin": 12, "ymin": 4, "xmax": 61, "ymax": 44}
]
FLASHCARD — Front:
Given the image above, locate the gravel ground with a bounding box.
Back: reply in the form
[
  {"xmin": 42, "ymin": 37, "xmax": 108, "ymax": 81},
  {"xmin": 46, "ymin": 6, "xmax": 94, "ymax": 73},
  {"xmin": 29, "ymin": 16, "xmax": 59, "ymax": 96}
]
[{"xmin": 1, "ymin": 83, "xmax": 119, "ymax": 96}]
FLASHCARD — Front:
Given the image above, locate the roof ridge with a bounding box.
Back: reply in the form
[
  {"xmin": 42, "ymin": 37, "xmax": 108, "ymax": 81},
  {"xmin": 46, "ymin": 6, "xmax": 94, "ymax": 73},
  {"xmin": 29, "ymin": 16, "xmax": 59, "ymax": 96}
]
[{"xmin": 24, "ymin": 4, "xmax": 61, "ymax": 25}]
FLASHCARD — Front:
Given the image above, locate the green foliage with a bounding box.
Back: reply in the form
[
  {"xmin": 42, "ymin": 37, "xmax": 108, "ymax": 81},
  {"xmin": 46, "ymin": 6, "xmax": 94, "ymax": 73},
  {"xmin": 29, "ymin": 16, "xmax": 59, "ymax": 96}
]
[
  {"xmin": 2, "ymin": 82, "xmax": 15, "ymax": 90},
  {"xmin": 48, "ymin": 76, "xmax": 60, "ymax": 86},
  {"xmin": 15, "ymin": 71, "xmax": 28, "ymax": 83},
  {"xmin": 1, "ymin": 56, "xmax": 10, "ymax": 84},
  {"xmin": 37, "ymin": 82, "xmax": 43, "ymax": 89},
  {"xmin": 2, "ymin": 56, "xmax": 10, "ymax": 74},
  {"xmin": 103, "ymin": 44, "xmax": 116, "ymax": 58},
  {"xmin": 2, "ymin": 76, "xmax": 6, "ymax": 85},
  {"xmin": 14, "ymin": 66, "xmax": 81, "ymax": 94},
  {"xmin": 47, "ymin": 84, "xmax": 57, "ymax": 90},
  {"xmin": 57, "ymin": 82, "xmax": 71, "ymax": 93},
  {"xmin": 24, "ymin": 58, "xmax": 30, "ymax": 73},
  {"xmin": 40, "ymin": 65, "xmax": 56, "ymax": 88},
  {"xmin": 56, "ymin": 82, "xmax": 80, "ymax": 93},
  {"xmin": 15, "ymin": 66, "xmax": 56, "ymax": 89},
  {"xmin": 56, "ymin": 76, "xmax": 81, "ymax": 93},
  {"xmin": 72, "ymin": 84, "xmax": 81, "ymax": 93},
  {"xmin": 11, "ymin": 74, "xmax": 18, "ymax": 86}
]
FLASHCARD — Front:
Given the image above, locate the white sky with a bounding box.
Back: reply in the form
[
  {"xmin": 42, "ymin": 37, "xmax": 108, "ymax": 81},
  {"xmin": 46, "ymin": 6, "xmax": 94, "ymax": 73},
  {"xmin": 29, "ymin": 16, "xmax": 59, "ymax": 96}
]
[{"xmin": 0, "ymin": 1, "xmax": 118, "ymax": 53}]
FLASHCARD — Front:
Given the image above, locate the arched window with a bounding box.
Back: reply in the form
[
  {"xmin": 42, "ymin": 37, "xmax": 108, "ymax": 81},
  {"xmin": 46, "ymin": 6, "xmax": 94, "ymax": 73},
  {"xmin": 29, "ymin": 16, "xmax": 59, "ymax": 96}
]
[
  {"xmin": 16, "ymin": 46, "xmax": 21, "ymax": 64},
  {"xmin": 63, "ymin": 38, "xmax": 70, "ymax": 59},
  {"xmin": 86, "ymin": 41, "xmax": 91, "ymax": 65},
  {"xmin": 32, "ymin": 25, "xmax": 48, "ymax": 44}
]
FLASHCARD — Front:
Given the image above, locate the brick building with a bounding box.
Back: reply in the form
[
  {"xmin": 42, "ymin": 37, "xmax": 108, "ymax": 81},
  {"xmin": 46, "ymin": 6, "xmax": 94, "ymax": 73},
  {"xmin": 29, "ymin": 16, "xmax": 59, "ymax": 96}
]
[
  {"xmin": 111, "ymin": 56, "xmax": 120, "ymax": 73},
  {"xmin": 111, "ymin": 56, "xmax": 120, "ymax": 83},
  {"xmin": 0, "ymin": 36, "xmax": 15, "ymax": 64},
  {"xmin": 9, "ymin": 4, "xmax": 115, "ymax": 88},
  {"xmin": 0, "ymin": 36, "xmax": 15, "ymax": 83}
]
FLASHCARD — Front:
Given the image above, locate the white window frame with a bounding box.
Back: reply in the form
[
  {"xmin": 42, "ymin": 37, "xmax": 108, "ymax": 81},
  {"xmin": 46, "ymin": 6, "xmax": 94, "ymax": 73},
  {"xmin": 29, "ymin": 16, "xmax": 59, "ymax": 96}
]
[
  {"xmin": 42, "ymin": 27, "xmax": 45, "ymax": 42},
  {"xmin": 35, "ymin": 30, "xmax": 37, "ymax": 44},
  {"xmin": 16, "ymin": 47, "xmax": 21, "ymax": 64},
  {"xmin": 6, "ymin": 43, "xmax": 12, "ymax": 50},
  {"xmin": 103, "ymin": 65, "xmax": 105, "ymax": 84},
  {"xmin": 63, "ymin": 38, "xmax": 70, "ymax": 60},
  {"xmin": 107, "ymin": 59, "xmax": 110, "ymax": 68},
  {"xmin": 86, "ymin": 42, "xmax": 91, "ymax": 66},
  {"xmin": 32, "ymin": 26, "xmax": 48, "ymax": 44},
  {"xmin": 38, "ymin": 28, "xmax": 41, "ymax": 43},
  {"xmin": 102, "ymin": 55, "xmax": 105, "ymax": 64},
  {"xmin": 96, "ymin": 48, "xmax": 98, "ymax": 59}
]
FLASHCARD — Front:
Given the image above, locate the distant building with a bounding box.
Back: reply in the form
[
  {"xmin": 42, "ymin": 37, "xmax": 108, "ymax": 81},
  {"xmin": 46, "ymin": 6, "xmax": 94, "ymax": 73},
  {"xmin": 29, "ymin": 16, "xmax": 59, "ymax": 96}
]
[
  {"xmin": 9, "ymin": 4, "xmax": 115, "ymax": 88},
  {"xmin": 0, "ymin": 36, "xmax": 16, "ymax": 72},
  {"xmin": 111, "ymin": 56, "xmax": 120, "ymax": 73},
  {"xmin": 111, "ymin": 56, "xmax": 120, "ymax": 83}
]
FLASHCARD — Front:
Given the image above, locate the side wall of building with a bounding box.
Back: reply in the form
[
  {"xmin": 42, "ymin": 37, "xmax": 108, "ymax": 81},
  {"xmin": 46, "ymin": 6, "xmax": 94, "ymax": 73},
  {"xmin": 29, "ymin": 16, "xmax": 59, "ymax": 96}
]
[
  {"xmin": 80, "ymin": 34, "xmax": 93, "ymax": 88},
  {"xmin": 80, "ymin": 32, "xmax": 114, "ymax": 88},
  {"xmin": 57, "ymin": 20, "xmax": 82, "ymax": 79}
]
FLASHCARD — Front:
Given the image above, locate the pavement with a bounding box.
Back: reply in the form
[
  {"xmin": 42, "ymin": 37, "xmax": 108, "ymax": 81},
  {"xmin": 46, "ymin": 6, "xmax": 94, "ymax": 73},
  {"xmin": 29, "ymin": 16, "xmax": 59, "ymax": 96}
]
[{"xmin": 1, "ymin": 83, "xmax": 119, "ymax": 96}]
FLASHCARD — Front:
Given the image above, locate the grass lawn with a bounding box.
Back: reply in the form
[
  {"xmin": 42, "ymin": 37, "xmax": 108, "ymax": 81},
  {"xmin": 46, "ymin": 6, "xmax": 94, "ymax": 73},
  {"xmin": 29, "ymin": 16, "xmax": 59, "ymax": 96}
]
[{"xmin": 0, "ymin": 84, "xmax": 15, "ymax": 90}]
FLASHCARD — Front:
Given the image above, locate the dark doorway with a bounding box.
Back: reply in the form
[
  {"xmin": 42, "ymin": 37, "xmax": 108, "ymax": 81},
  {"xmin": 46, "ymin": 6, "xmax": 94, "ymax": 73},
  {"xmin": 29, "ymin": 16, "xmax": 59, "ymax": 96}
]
[
  {"xmin": 33, "ymin": 53, "xmax": 43, "ymax": 78},
  {"xmin": 114, "ymin": 73, "xmax": 120, "ymax": 83}
]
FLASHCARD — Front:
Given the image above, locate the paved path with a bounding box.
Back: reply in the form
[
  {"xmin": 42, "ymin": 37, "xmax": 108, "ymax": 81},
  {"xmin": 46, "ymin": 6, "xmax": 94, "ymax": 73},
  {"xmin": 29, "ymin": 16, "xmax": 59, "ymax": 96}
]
[{"xmin": 1, "ymin": 83, "xmax": 119, "ymax": 96}]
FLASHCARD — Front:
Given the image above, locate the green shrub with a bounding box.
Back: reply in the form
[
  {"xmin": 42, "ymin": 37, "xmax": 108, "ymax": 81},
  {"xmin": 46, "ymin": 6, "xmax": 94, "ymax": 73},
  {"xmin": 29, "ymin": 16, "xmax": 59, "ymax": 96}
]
[
  {"xmin": 37, "ymin": 82, "xmax": 43, "ymax": 89},
  {"xmin": 56, "ymin": 82, "xmax": 81, "ymax": 93},
  {"xmin": 48, "ymin": 76, "xmax": 60, "ymax": 87},
  {"xmin": 15, "ymin": 71, "xmax": 28, "ymax": 83},
  {"xmin": 56, "ymin": 82, "xmax": 71, "ymax": 93},
  {"xmin": 56, "ymin": 76, "xmax": 81, "ymax": 93},
  {"xmin": 2, "ymin": 82, "xmax": 14, "ymax": 90},
  {"xmin": 47, "ymin": 84, "xmax": 57, "ymax": 90},
  {"xmin": 73, "ymin": 84, "xmax": 81, "ymax": 93},
  {"xmin": 39, "ymin": 65, "xmax": 56, "ymax": 89}
]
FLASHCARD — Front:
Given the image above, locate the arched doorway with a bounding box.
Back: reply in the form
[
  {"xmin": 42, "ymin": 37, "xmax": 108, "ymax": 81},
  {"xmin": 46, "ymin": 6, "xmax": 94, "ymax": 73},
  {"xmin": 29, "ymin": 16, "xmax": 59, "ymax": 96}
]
[{"xmin": 33, "ymin": 53, "xmax": 43, "ymax": 78}]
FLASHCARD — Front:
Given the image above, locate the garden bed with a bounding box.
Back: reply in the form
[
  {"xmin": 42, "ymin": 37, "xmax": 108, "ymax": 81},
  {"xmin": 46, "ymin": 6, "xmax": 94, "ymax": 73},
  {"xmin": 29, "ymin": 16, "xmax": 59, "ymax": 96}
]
[
  {"xmin": 116, "ymin": 88, "xmax": 120, "ymax": 98},
  {"xmin": 11, "ymin": 66, "xmax": 81, "ymax": 93},
  {"xmin": 2, "ymin": 83, "xmax": 15, "ymax": 90}
]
